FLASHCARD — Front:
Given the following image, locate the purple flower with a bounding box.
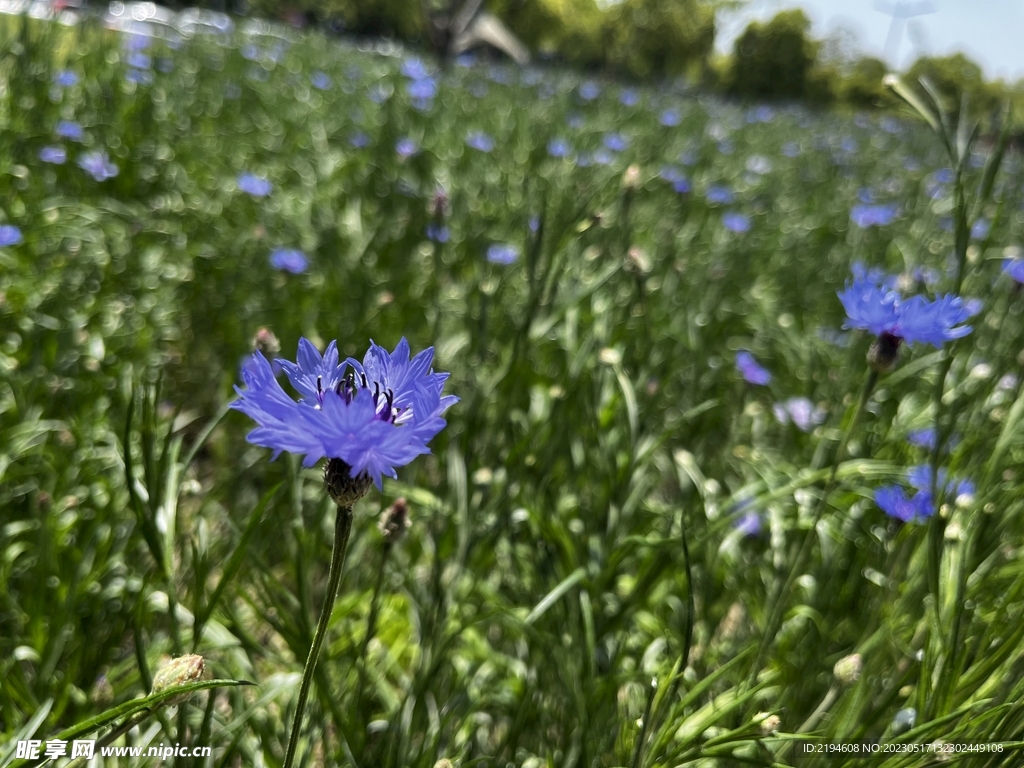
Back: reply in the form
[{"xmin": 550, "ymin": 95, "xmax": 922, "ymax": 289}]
[
  {"xmin": 78, "ymin": 151, "xmax": 118, "ymax": 181},
  {"xmin": 547, "ymin": 138, "xmax": 571, "ymax": 158},
  {"xmin": 270, "ymin": 248, "xmax": 308, "ymax": 274},
  {"xmin": 406, "ymin": 77, "xmax": 437, "ymax": 100},
  {"xmin": 232, "ymin": 338, "xmax": 457, "ymax": 488},
  {"xmin": 401, "ymin": 57, "xmax": 429, "ymax": 80},
  {"xmin": 736, "ymin": 351, "xmax": 771, "ymax": 385},
  {"xmin": 705, "ymin": 185, "xmax": 733, "ymax": 205},
  {"xmin": 487, "ymin": 243, "xmax": 519, "ymax": 265},
  {"xmin": 127, "ymin": 52, "xmax": 151, "ymax": 69},
  {"xmin": 54, "ymin": 70, "xmax": 78, "ymax": 87},
  {"xmin": 238, "ymin": 173, "xmax": 272, "ymax": 197},
  {"xmin": 838, "ymin": 268, "xmax": 976, "ymax": 348},
  {"xmin": 619, "ymin": 88, "xmax": 638, "ymax": 106},
  {"xmin": 311, "ymin": 71, "xmax": 332, "ymax": 90},
  {"xmin": 1003, "ymin": 259, "xmax": 1024, "ymax": 283},
  {"xmin": 603, "ymin": 132, "xmax": 629, "ymax": 152},
  {"xmin": 773, "ymin": 397, "xmax": 826, "ymax": 432},
  {"xmin": 660, "ymin": 109, "xmax": 681, "ymax": 127},
  {"xmin": 934, "ymin": 168, "xmax": 954, "ymax": 184},
  {"xmin": 907, "ymin": 428, "xmax": 937, "ymax": 450},
  {"xmin": 0, "ymin": 225, "xmax": 22, "ymax": 246},
  {"xmin": 971, "ymin": 219, "xmax": 990, "ymax": 240},
  {"xmin": 396, "ymin": 138, "xmax": 418, "ymax": 158},
  {"xmin": 425, "ymin": 223, "xmax": 450, "ymax": 243},
  {"xmin": 39, "ymin": 146, "xmax": 66, "ymax": 164},
  {"xmin": 56, "ymin": 121, "xmax": 83, "ymax": 141},
  {"xmin": 875, "ymin": 485, "xmax": 933, "ymax": 523},
  {"xmin": 722, "ymin": 212, "xmax": 752, "ymax": 233},
  {"xmin": 466, "ymin": 131, "xmax": 494, "ymax": 152},
  {"xmin": 850, "ymin": 203, "xmax": 898, "ymax": 228},
  {"xmin": 735, "ymin": 511, "xmax": 762, "ymax": 537},
  {"xmin": 907, "ymin": 465, "xmax": 974, "ymax": 499}
]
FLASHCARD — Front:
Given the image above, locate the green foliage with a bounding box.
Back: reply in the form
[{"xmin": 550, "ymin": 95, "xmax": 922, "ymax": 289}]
[
  {"xmin": 840, "ymin": 56, "xmax": 892, "ymax": 108},
  {"xmin": 905, "ymin": 53, "xmax": 1000, "ymax": 122},
  {"xmin": 729, "ymin": 9, "xmax": 818, "ymax": 100}
]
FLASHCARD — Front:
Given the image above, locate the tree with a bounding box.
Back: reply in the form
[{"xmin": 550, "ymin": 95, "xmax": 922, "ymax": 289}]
[
  {"xmin": 729, "ymin": 9, "xmax": 818, "ymax": 100},
  {"xmin": 904, "ymin": 53, "xmax": 998, "ymax": 120}
]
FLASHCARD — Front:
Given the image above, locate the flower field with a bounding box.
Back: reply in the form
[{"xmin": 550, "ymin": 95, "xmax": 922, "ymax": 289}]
[{"xmin": 3, "ymin": 12, "xmax": 1024, "ymax": 767}]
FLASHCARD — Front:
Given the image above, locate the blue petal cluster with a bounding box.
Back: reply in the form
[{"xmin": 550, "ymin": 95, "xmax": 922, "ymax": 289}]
[
  {"xmin": 736, "ymin": 351, "xmax": 771, "ymax": 385},
  {"xmin": 838, "ymin": 266, "xmax": 977, "ymax": 347},
  {"xmin": 875, "ymin": 465, "xmax": 974, "ymax": 523},
  {"xmin": 233, "ymin": 338, "xmax": 457, "ymax": 488}
]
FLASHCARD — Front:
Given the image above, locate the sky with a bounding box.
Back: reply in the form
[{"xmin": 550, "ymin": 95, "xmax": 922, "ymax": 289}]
[{"xmin": 715, "ymin": 1, "xmax": 1024, "ymax": 82}]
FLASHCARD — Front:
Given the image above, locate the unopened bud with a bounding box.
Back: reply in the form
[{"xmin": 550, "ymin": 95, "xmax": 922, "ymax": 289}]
[
  {"xmin": 152, "ymin": 654, "xmax": 205, "ymax": 705},
  {"xmin": 755, "ymin": 712, "xmax": 781, "ymax": 735},
  {"xmin": 626, "ymin": 246, "xmax": 650, "ymax": 275},
  {"xmin": 833, "ymin": 653, "xmax": 862, "ymax": 685},
  {"xmin": 90, "ymin": 674, "xmax": 114, "ymax": 707},
  {"xmin": 433, "ymin": 760, "xmax": 454, "ymax": 768},
  {"xmin": 323, "ymin": 458, "xmax": 373, "ymax": 507},
  {"xmin": 378, "ymin": 497, "xmax": 410, "ymax": 543},
  {"xmin": 253, "ymin": 327, "xmax": 280, "ymax": 359},
  {"xmin": 868, "ymin": 333, "xmax": 901, "ymax": 373},
  {"xmin": 622, "ymin": 164, "xmax": 641, "ymax": 190}
]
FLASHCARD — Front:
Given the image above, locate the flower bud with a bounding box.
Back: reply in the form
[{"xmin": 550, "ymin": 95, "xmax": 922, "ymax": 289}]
[
  {"xmin": 323, "ymin": 458, "xmax": 373, "ymax": 507},
  {"xmin": 90, "ymin": 674, "xmax": 114, "ymax": 707},
  {"xmin": 755, "ymin": 712, "xmax": 781, "ymax": 735},
  {"xmin": 152, "ymin": 654, "xmax": 205, "ymax": 705},
  {"xmin": 868, "ymin": 333, "xmax": 901, "ymax": 373},
  {"xmin": 378, "ymin": 497, "xmax": 410, "ymax": 543},
  {"xmin": 833, "ymin": 653, "xmax": 862, "ymax": 685},
  {"xmin": 253, "ymin": 327, "xmax": 280, "ymax": 359},
  {"xmin": 622, "ymin": 164, "xmax": 641, "ymax": 191}
]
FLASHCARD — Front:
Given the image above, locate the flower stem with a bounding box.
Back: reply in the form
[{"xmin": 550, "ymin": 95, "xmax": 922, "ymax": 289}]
[{"xmin": 283, "ymin": 504, "xmax": 354, "ymax": 768}]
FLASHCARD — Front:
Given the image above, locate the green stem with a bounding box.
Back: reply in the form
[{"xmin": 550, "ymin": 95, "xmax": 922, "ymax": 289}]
[
  {"xmin": 283, "ymin": 504, "xmax": 354, "ymax": 768},
  {"xmin": 354, "ymin": 542, "xmax": 392, "ymax": 738}
]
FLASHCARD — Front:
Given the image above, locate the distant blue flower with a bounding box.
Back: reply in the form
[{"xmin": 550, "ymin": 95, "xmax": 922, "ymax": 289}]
[
  {"xmin": 705, "ymin": 185, "xmax": 734, "ymax": 205},
  {"xmin": 455, "ymin": 52, "xmax": 476, "ymax": 67},
  {"xmin": 54, "ymin": 70, "xmax": 78, "ymax": 87},
  {"xmin": 875, "ymin": 485, "xmax": 932, "ymax": 523},
  {"xmin": 782, "ymin": 142, "xmax": 800, "ymax": 157},
  {"xmin": 858, "ymin": 187, "xmax": 875, "ymax": 204},
  {"xmin": 425, "ymin": 223, "xmax": 449, "ymax": 243},
  {"xmin": 841, "ymin": 137, "xmax": 858, "ymax": 153},
  {"xmin": 241, "ymin": 44, "xmax": 260, "ymax": 60},
  {"xmin": 971, "ymin": 219, "xmax": 990, "ymax": 240},
  {"xmin": 401, "ymin": 57, "xmax": 429, "ymax": 80},
  {"xmin": 56, "ymin": 120, "xmax": 83, "ymax": 141},
  {"xmin": 603, "ymin": 132, "xmax": 629, "ymax": 152},
  {"xmin": 78, "ymin": 150, "xmax": 118, "ymax": 181},
  {"xmin": 127, "ymin": 52, "xmax": 151, "ymax": 69},
  {"xmin": 660, "ymin": 109, "xmax": 681, "ymax": 127},
  {"xmin": 238, "ymin": 173, "xmax": 272, "ymax": 197},
  {"xmin": 753, "ymin": 106, "xmax": 775, "ymax": 123},
  {"xmin": 0, "ymin": 225, "xmax": 22, "ymax": 246},
  {"xmin": 547, "ymin": 138, "xmax": 571, "ymax": 158},
  {"xmin": 406, "ymin": 77, "xmax": 437, "ymax": 100},
  {"xmin": 773, "ymin": 397, "xmax": 826, "ymax": 432},
  {"xmin": 270, "ymin": 248, "xmax": 308, "ymax": 274},
  {"xmin": 39, "ymin": 146, "xmax": 66, "ymax": 164},
  {"xmin": 579, "ymin": 81, "xmax": 600, "ymax": 100},
  {"xmin": 672, "ymin": 178, "xmax": 692, "ymax": 194},
  {"xmin": 349, "ymin": 131, "xmax": 370, "ymax": 148},
  {"xmin": 723, "ymin": 212, "xmax": 752, "ymax": 233},
  {"xmin": 907, "ymin": 465, "xmax": 974, "ymax": 499},
  {"xmin": 851, "ymin": 203, "xmax": 898, "ymax": 228},
  {"xmin": 125, "ymin": 32, "xmax": 150, "ymax": 51},
  {"xmin": 619, "ymin": 88, "xmax": 638, "ymax": 106},
  {"xmin": 232, "ymin": 337, "xmax": 457, "ymax": 488},
  {"xmin": 311, "ymin": 71, "xmax": 332, "ymax": 90},
  {"xmin": 395, "ymin": 138, "xmax": 418, "ymax": 158},
  {"xmin": 907, "ymin": 428, "xmax": 937, "ymax": 450},
  {"xmin": 465, "ymin": 131, "xmax": 494, "ymax": 152},
  {"xmin": 125, "ymin": 68, "xmax": 153, "ymax": 85},
  {"xmin": 735, "ymin": 511, "xmax": 762, "ymax": 537},
  {"xmin": 839, "ymin": 269, "xmax": 977, "ymax": 348},
  {"xmin": 736, "ymin": 351, "xmax": 771, "ymax": 385},
  {"xmin": 487, "ymin": 243, "xmax": 519, "ymax": 265},
  {"xmin": 1003, "ymin": 259, "xmax": 1024, "ymax": 283},
  {"xmin": 934, "ymin": 168, "xmax": 954, "ymax": 184}
]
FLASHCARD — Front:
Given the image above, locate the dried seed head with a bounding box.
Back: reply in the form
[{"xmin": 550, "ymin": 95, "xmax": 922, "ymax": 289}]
[
  {"xmin": 152, "ymin": 654, "xmax": 205, "ymax": 705},
  {"xmin": 323, "ymin": 458, "xmax": 373, "ymax": 507},
  {"xmin": 378, "ymin": 497, "xmax": 411, "ymax": 543}
]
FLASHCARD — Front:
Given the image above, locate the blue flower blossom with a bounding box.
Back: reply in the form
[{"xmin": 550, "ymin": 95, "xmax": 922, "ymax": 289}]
[
  {"xmin": 1003, "ymin": 259, "xmax": 1024, "ymax": 283},
  {"xmin": 547, "ymin": 138, "xmax": 572, "ymax": 158},
  {"xmin": 127, "ymin": 52, "xmax": 151, "ymax": 69},
  {"xmin": 425, "ymin": 223, "xmax": 450, "ymax": 243},
  {"xmin": 723, "ymin": 212, "xmax": 752, "ymax": 233},
  {"xmin": 579, "ymin": 81, "xmax": 601, "ymax": 100},
  {"xmin": 619, "ymin": 88, "xmax": 638, "ymax": 106},
  {"xmin": 907, "ymin": 465, "xmax": 974, "ymax": 499},
  {"xmin": 934, "ymin": 168, "xmax": 954, "ymax": 184},
  {"xmin": 56, "ymin": 120, "xmax": 83, "ymax": 141},
  {"xmin": 487, "ymin": 243, "xmax": 519, "ymax": 265},
  {"xmin": 735, "ymin": 511, "xmax": 762, "ymax": 537},
  {"xmin": 406, "ymin": 77, "xmax": 437, "ymax": 100},
  {"xmin": 311, "ymin": 71, "xmax": 332, "ymax": 90},
  {"xmin": 907, "ymin": 428, "xmax": 937, "ymax": 450},
  {"xmin": 705, "ymin": 185, "xmax": 734, "ymax": 205},
  {"xmin": 0, "ymin": 225, "xmax": 22, "ymax": 246},
  {"xmin": 349, "ymin": 131, "xmax": 370, "ymax": 148},
  {"xmin": 851, "ymin": 203, "xmax": 898, "ymax": 228},
  {"xmin": 238, "ymin": 173, "xmax": 272, "ymax": 197},
  {"xmin": 603, "ymin": 132, "xmax": 629, "ymax": 152},
  {"xmin": 78, "ymin": 151, "xmax": 118, "ymax": 181},
  {"xmin": 971, "ymin": 219, "xmax": 990, "ymax": 240},
  {"xmin": 232, "ymin": 337, "xmax": 457, "ymax": 488},
  {"xmin": 466, "ymin": 131, "xmax": 494, "ymax": 152},
  {"xmin": 736, "ymin": 351, "xmax": 771, "ymax": 385},
  {"xmin": 660, "ymin": 109, "xmax": 681, "ymax": 126},
  {"xmin": 401, "ymin": 57, "xmax": 429, "ymax": 80},
  {"xmin": 396, "ymin": 138, "xmax": 418, "ymax": 158},
  {"xmin": 875, "ymin": 485, "xmax": 933, "ymax": 523},
  {"xmin": 270, "ymin": 248, "xmax": 308, "ymax": 274},
  {"xmin": 54, "ymin": 70, "xmax": 78, "ymax": 87},
  {"xmin": 39, "ymin": 146, "xmax": 66, "ymax": 164}
]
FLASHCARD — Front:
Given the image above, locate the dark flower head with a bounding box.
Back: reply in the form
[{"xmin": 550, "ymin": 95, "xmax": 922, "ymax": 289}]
[
  {"xmin": 487, "ymin": 243, "xmax": 519, "ymax": 265},
  {"xmin": 78, "ymin": 151, "xmax": 118, "ymax": 181},
  {"xmin": 0, "ymin": 225, "xmax": 22, "ymax": 247},
  {"xmin": 270, "ymin": 248, "xmax": 308, "ymax": 274},
  {"xmin": 232, "ymin": 338, "xmax": 457, "ymax": 489},
  {"xmin": 736, "ymin": 351, "xmax": 771, "ymax": 385},
  {"xmin": 238, "ymin": 173, "xmax": 272, "ymax": 197}
]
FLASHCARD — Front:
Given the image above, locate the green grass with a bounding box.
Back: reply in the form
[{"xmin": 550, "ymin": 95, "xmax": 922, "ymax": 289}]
[{"xmin": 2, "ymin": 13, "xmax": 1024, "ymax": 768}]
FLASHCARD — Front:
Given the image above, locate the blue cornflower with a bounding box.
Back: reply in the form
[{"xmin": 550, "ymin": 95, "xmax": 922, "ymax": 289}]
[
  {"xmin": 619, "ymin": 88, "xmax": 638, "ymax": 106},
  {"xmin": 735, "ymin": 511, "xmax": 762, "ymax": 537},
  {"xmin": 466, "ymin": 131, "xmax": 494, "ymax": 152},
  {"xmin": 78, "ymin": 151, "xmax": 118, "ymax": 181},
  {"xmin": 126, "ymin": 68, "xmax": 153, "ymax": 85},
  {"xmin": 850, "ymin": 203, "xmax": 898, "ymax": 228},
  {"xmin": 396, "ymin": 138, "xmax": 418, "ymax": 158},
  {"xmin": 238, "ymin": 173, "xmax": 272, "ymax": 197},
  {"xmin": 907, "ymin": 428, "xmax": 937, "ymax": 450},
  {"xmin": 723, "ymin": 212, "xmax": 752, "ymax": 233},
  {"xmin": 54, "ymin": 70, "xmax": 78, "ymax": 87},
  {"xmin": 349, "ymin": 131, "xmax": 370, "ymax": 148},
  {"xmin": 875, "ymin": 485, "xmax": 933, "ymax": 523},
  {"xmin": 736, "ymin": 351, "xmax": 771, "ymax": 385},
  {"xmin": 547, "ymin": 138, "xmax": 571, "ymax": 158},
  {"xmin": 0, "ymin": 225, "xmax": 22, "ymax": 246},
  {"xmin": 401, "ymin": 57, "xmax": 429, "ymax": 80},
  {"xmin": 425, "ymin": 223, "xmax": 450, "ymax": 243},
  {"xmin": 603, "ymin": 132, "xmax": 629, "ymax": 152},
  {"xmin": 270, "ymin": 248, "xmax": 308, "ymax": 274},
  {"xmin": 934, "ymin": 168, "xmax": 955, "ymax": 184},
  {"xmin": 39, "ymin": 146, "xmax": 66, "ymax": 164},
  {"xmin": 406, "ymin": 77, "xmax": 437, "ymax": 100},
  {"xmin": 773, "ymin": 397, "xmax": 826, "ymax": 432},
  {"xmin": 56, "ymin": 120, "xmax": 84, "ymax": 141},
  {"xmin": 232, "ymin": 338, "xmax": 457, "ymax": 488},
  {"xmin": 971, "ymin": 219, "xmax": 990, "ymax": 240},
  {"xmin": 579, "ymin": 81, "xmax": 600, "ymax": 100},
  {"xmin": 1003, "ymin": 259, "xmax": 1024, "ymax": 283},
  {"xmin": 127, "ymin": 52, "xmax": 151, "ymax": 69},
  {"xmin": 660, "ymin": 109, "xmax": 681, "ymax": 127},
  {"xmin": 838, "ymin": 268, "xmax": 976, "ymax": 352},
  {"xmin": 487, "ymin": 243, "xmax": 519, "ymax": 264},
  {"xmin": 705, "ymin": 185, "xmax": 734, "ymax": 205},
  {"xmin": 907, "ymin": 465, "xmax": 974, "ymax": 499},
  {"xmin": 311, "ymin": 71, "xmax": 332, "ymax": 90}
]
